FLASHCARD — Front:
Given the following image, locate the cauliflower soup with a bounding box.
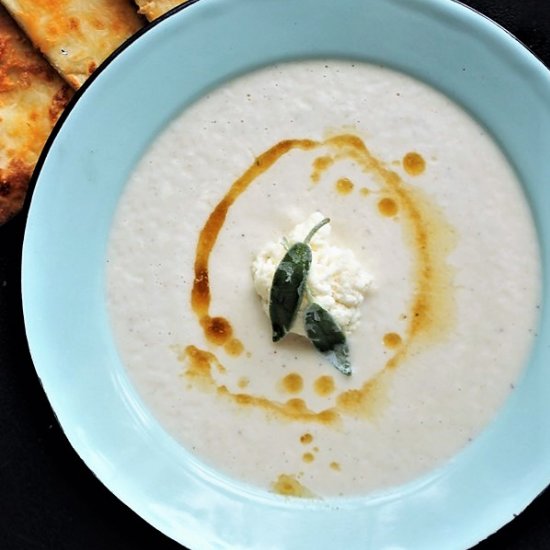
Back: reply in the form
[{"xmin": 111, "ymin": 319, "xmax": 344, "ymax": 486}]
[{"xmin": 106, "ymin": 60, "xmax": 540, "ymax": 497}]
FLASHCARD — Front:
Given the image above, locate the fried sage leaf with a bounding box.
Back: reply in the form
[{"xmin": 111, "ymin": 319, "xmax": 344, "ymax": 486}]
[
  {"xmin": 269, "ymin": 243, "xmax": 312, "ymax": 342},
  {"xmin": 269, "ymin": 217, "xmax": 330, "ymax": 342},
  {"xmin": 304, "ymin": 302, "xmax": 351, "ymax": 376}
]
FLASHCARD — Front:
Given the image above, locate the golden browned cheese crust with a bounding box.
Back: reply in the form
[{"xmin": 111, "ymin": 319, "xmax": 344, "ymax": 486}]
[
  {"xmin": 134, "ymin": 0, "xmax": 186, "ymax": 21},
  {"xmin": 0, "ymin": 0, "xmax": 145, "ymax": 88},
  {"xmin": 0, "ymin": 5, "xmax": 73, "ymax": 224}
]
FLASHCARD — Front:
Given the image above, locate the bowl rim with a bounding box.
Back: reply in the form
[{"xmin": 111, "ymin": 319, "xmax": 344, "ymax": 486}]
[{"xmin": 21, "ymin": 0, "xmax": 550, "ymax": 548}]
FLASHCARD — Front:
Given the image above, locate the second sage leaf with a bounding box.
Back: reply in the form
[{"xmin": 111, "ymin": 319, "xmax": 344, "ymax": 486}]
[{"xmin": 304, "ymin": 302, "xmax": 352, "ymax": 376}]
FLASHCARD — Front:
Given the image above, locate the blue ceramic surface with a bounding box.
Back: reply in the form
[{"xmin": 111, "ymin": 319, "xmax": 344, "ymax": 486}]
[{"xmin": 22, "ymin": 0, "xmax": 550, "ymax": 548}]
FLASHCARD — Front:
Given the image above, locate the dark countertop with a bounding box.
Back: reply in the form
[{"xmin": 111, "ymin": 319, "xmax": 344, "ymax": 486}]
[{"xmin": 1, "ymin": 1, "xmax": 548, "ymax": 548}]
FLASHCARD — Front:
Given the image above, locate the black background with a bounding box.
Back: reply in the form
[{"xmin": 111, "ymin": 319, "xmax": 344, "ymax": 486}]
[{"xmin": 1, "ymin": 1, "xmax": 549, "ymax": 548}]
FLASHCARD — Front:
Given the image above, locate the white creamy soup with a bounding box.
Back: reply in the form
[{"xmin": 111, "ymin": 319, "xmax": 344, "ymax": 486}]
[{"xmin": 106, "ymin": 60, "xmax": 540, "ymax": 497}]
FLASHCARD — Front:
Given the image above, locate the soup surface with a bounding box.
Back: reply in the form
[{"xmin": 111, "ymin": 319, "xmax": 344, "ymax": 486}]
[{"xmin": 106, "ymin": 60, "xmax": 540, "ymax": 497}]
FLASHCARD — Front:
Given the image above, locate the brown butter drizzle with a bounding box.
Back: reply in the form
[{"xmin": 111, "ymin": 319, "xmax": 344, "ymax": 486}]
[
  {"xmin": 181, "ymin": 345, "xmax": 339, "ymax": 425},
  {"xmin": 279, "ymin": 373, "xmax": 304, "ymax": 394},
  {"xmin": 323, "ymin": 135, "xmax": 456, "ymax": 355},
  {"xmin": 383, "ymin": 332, "xmax": 402, "ymax": 349},
  {"xmin": 271, "ymin": 474, "xmax": 316, "ymax": 498},
  {"xmin": 185, "ymin": 133, "xmax": 455, "ymax": 423},
  {"xmin": 310, "ymin": 155, "xmax": 334, "ymax": 183},
  {"xmin": 378, "ymin": 197, "xmax": 399, "ymax": 217},
  {"xmin": 313, "ymin": 375, "xmax": 335, "ymax": 397},
  {"xmin": 403, "ymin": 151, "xmax": 426, "ymax": 176},
  {"xmin": 335, "ymin": 177, "xmax": 354, "ymax": 195},
  {"xmin": 191, "ymin": 139, "xmax": 316, "ymax": 350}
]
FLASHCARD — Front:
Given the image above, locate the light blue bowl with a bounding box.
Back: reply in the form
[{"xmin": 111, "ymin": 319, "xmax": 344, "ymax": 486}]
[{"xmin": 22, "ymin": 0, "xmax": 550, "ymax": 548}]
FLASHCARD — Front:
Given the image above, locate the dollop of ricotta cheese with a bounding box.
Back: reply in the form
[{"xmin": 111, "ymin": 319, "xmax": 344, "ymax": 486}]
[{"xmin": 251, "ymin": 212, "xmax": 372, "ymax": 336}]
